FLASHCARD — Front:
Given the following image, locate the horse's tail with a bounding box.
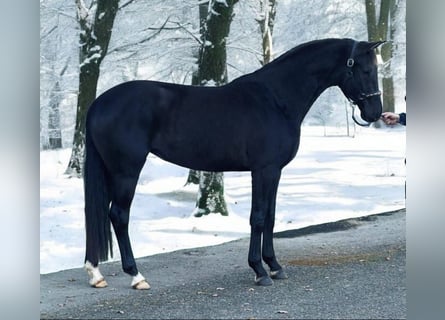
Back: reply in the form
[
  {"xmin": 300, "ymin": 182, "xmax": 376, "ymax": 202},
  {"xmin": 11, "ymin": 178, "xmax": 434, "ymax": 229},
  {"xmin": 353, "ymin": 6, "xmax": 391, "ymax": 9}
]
[{"xmin": 84, "ymin": 124, "xmax": 113, "ymax": 264}]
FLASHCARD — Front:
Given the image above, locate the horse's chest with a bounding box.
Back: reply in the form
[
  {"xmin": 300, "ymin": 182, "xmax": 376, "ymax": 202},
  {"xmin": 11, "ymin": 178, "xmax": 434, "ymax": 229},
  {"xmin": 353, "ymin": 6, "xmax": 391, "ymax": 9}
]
[{"xmin": 249, "ymin": 123, "xmax": 300, "ymax": 168}]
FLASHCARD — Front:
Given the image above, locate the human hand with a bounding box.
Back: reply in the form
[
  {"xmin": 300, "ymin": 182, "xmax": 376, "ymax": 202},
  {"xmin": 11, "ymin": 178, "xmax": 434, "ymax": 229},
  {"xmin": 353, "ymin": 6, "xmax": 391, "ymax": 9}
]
[{"xmin": 381, "ymin": 112, "xmax": 400, "ymax": 125}]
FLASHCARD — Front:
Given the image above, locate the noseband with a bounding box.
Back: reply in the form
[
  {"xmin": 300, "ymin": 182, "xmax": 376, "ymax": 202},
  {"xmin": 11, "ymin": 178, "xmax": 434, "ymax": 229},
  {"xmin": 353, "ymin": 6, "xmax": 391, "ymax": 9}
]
[
  {"xmin": 344, "ymin": 41, "xmax": 381, "ymax": 127},
  {"xmin": 349, "ymin": 91, "xmax": 382, "ymax": 104}
]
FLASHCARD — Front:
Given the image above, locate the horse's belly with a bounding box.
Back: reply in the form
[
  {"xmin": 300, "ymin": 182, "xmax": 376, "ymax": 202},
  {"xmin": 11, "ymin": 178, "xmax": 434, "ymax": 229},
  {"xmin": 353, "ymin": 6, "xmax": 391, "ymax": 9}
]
[
  {"xmin": 150, "ymin": 135, "xmax": 250, "ymax": 172},
  {"xmin": 151, "ymin": 148, "xmax": 249, "ymax": 172}
]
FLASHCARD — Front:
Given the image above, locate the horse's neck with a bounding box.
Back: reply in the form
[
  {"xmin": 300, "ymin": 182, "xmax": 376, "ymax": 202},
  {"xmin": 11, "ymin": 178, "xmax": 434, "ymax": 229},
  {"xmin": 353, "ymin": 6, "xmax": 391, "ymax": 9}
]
[{"xmin": 254, "ymin": 43, "xmax": 347, "ymax": 124}]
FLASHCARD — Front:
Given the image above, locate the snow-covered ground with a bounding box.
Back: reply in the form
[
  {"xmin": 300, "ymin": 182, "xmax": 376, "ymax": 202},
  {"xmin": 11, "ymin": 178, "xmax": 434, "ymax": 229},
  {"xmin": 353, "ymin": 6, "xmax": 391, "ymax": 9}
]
[{"xmin": 40, "ymin": 126, "xmax": 406, "ymax": 274}]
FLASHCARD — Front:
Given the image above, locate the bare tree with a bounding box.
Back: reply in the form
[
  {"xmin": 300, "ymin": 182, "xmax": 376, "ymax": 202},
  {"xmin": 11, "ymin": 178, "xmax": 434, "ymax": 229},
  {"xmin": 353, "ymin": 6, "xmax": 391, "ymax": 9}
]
[
  {"xmin": 65, "ymin": 0, "xmax": 119, "ymax": 176},
  {"xmin": 188, "ymin": 0, "xmax": 239, "ymax": 217}
]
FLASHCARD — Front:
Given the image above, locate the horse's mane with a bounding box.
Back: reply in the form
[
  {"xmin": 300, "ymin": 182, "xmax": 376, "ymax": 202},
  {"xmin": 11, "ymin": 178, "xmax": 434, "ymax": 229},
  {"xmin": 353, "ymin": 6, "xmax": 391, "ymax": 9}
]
[
  {"xmin": 267, "ymin": 38, "xmax": 352, "ymax": 67},
  {"xmin": 232, "ymin": 38, "xmax": 352, "ymax": 84}
]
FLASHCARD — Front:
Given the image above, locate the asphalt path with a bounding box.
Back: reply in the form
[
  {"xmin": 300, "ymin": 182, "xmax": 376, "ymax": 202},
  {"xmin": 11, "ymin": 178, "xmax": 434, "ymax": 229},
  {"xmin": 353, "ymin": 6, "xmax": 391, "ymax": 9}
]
[{"xmin": 40, "ymin": 208, "xmax": 406, "ymax": 319}]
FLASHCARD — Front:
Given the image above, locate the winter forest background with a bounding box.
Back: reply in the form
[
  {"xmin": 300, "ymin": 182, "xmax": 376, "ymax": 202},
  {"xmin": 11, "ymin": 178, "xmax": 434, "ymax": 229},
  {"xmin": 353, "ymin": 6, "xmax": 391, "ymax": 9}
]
[{"xmin": 40, "ymin": 0, "xmax": 406, "ymax": 151}]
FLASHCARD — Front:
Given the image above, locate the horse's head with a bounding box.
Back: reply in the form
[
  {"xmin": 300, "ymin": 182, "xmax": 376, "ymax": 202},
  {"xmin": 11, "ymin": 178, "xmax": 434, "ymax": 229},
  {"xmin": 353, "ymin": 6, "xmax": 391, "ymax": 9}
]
[{"xmin": 339, "ymin": 40, "xmax": 385, "ymax": 124}]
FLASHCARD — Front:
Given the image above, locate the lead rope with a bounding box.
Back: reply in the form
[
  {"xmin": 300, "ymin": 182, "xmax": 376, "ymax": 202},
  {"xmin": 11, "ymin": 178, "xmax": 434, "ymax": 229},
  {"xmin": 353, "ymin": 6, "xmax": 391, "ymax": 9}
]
[{"xmin": 350, "ymin": 102, "xmax": 371, "ymax": 127}]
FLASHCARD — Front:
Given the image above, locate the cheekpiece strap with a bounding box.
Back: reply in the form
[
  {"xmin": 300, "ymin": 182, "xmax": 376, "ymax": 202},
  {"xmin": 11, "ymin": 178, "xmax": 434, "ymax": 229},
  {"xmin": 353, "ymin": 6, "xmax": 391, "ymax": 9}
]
[{"xmin": 347, "ymin": 40, "xmax": 358, "ymax": 68}]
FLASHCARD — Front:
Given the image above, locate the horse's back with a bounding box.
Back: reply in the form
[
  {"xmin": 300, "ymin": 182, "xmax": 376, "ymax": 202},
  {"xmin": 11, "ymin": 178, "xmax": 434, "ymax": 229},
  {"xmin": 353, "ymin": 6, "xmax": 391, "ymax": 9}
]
[
  {"xmin": 87, "ymin": 79, "xmax": 298, "ymax": 172},
  {"xmin": 149, "ymin": 80, "xmax": 298, "ymax": 171}
]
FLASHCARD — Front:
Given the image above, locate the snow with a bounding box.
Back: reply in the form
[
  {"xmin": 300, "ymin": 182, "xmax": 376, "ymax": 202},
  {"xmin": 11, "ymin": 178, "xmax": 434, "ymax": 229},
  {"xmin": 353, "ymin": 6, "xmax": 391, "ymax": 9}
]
[
  {"xmin": 210, "ymin": 8, "xmax": 221, "ymax": 17},
  {"xmin": 75, "ymin": 0, "xmax": 89, "ymax": 22},
  {"xmin": 79, "ymin": 52, "xmax": 102, "ymax": 68},
  {"xmin": 215, "ymin": 0, "xmax": 229, "ymax": 7},
  {"xmin": 40, "ymin": 125, "xmax": 405, "ymax": 275}
]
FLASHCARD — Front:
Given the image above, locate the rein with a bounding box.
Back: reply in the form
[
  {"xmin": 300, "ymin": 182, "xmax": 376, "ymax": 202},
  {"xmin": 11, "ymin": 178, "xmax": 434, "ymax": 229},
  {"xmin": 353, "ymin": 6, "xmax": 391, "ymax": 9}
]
[{"xmin": 345, "ymin": 41, "xmax": 381, "ymax": 127}]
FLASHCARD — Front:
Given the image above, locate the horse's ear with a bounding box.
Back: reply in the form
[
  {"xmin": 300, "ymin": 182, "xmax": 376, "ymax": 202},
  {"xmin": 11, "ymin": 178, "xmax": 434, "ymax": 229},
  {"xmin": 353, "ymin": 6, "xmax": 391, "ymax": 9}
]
[{"xmin": 367, "ymin": 40, "xmax": 386, "ymax": 51}]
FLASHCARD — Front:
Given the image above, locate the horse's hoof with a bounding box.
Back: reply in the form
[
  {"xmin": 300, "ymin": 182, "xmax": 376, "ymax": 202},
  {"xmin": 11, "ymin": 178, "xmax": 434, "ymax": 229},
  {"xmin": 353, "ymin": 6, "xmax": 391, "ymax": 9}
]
[
  {"xmin": 131, "ymin": 272, "xmax": 150, "ymax": 290},
  {"xmin": 85, "ymin": 261, "xmax": 107, "ymax": 288},
  {"xmin": 91, "ymin": 278, "xmax": 108, "ymax": 288},
  {"xmin": 270, "ymin": 269, "xmax": 288, "ymax": 280},
  {"xmin": 132, "ymin": 280, "xmax": 150, "ymax": 290},
  {"xmin": 255, "ymin": 275, "xmax": 273, "ymax": 286}
]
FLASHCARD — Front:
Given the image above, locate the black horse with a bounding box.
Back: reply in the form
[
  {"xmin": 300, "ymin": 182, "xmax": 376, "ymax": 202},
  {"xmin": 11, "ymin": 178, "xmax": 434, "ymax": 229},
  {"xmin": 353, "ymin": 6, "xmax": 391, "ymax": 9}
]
[{"xmin": 83, "ymin": 38, "xmax": 384, "ymax": 289}]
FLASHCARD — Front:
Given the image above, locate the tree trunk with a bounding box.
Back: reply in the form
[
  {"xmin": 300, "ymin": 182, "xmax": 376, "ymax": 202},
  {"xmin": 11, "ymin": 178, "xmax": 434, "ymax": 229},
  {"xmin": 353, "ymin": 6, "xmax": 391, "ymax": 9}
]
[
  {"xmin": 257, "ymin": 0, "xmax": 277, "ymax": 65},
  {"xmin": 365, "ymin": 0, "xmax": 378, "ymax": 41},
  {"xmin": 66, "ymin": 62, "xmax": 101, "ymax": 175},
  {"xmin": 187, "ymin": 0, "xmax": 238, "ymax": 217},
  {"xmin": 66, "ymin": 0, "xmax": 119, "ymax": 176},
  {"xmin": 194, "ymin": 0, "xmax": 239, "ymax": 86},
  {"xmin": 193, "ymin": 171, "xmax": 228, "ymax": 217},
  {"xmin": 364, "ymin": 0, "xmax": 396, "ymax": 114}
]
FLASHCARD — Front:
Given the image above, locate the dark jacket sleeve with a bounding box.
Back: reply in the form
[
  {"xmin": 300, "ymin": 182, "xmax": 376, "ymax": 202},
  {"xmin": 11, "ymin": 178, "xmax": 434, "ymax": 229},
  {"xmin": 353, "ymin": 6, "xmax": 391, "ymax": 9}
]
[{"xmin": 399, "ymin": 113, "xmax": 406, "ymax": 126}]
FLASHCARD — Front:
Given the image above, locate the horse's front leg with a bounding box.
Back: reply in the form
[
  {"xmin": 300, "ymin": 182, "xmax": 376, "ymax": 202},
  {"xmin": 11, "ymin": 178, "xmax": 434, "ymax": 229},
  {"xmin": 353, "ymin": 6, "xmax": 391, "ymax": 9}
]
[
  {"xmin": 262, "ymin": 179, "xmax": 288, "ymax": 280},
  {"xmin": 248, "ymin": 166, "xmax": 282, "ymax": 286}
]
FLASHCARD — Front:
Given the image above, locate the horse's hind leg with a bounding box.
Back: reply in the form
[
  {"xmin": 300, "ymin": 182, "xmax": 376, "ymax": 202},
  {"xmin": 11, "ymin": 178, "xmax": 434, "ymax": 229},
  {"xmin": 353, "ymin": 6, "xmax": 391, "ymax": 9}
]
[
  {"xmin": 85, "ymin": 261, "xmax": 108, "ymax": 288},
  {"xmin": 109, "ymin": 173, "xmax": 150, "ymax": 290}
]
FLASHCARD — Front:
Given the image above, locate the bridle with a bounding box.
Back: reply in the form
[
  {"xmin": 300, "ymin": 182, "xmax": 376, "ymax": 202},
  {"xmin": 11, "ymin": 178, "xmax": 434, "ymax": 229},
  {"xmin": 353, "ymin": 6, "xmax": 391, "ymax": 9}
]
[{"xmin": 344, "ymin": 41, "xmax": 381, "ymax": 127}]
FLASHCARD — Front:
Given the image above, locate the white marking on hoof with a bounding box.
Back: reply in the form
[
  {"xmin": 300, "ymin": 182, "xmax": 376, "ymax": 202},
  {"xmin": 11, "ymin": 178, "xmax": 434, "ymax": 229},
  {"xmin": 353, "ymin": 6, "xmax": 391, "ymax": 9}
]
[
  {"xmin": 131, "ymin": 272, "xmax": 150, "ymax": 290},
  {"xmin": 85, "ymin": 261, "xmax": 107, "ymax": 288}
]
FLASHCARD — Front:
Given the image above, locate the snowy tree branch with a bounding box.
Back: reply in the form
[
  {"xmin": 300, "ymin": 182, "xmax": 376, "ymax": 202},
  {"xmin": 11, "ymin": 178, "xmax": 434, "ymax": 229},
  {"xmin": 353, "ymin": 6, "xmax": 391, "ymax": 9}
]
[
  {"xmin": 119, "ymin": 0, "xmax": 137, "ymax": 10},
  {"xmin": 109, "ymin": 16, "xmax": 201, "ymax": 54},
  {"xmin": 41, "ymin": 25, "xmax": 57, "ymax": 40}
]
